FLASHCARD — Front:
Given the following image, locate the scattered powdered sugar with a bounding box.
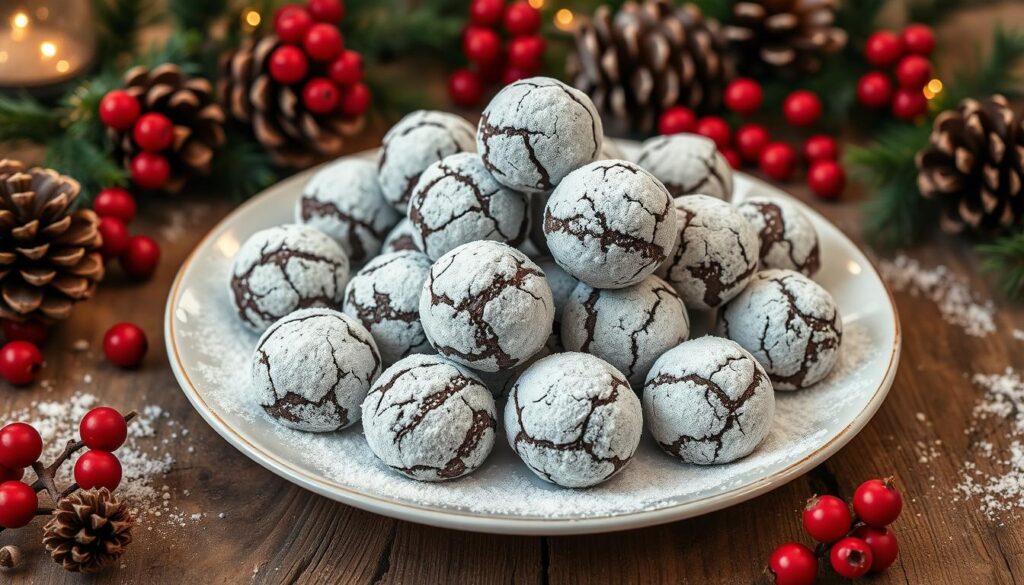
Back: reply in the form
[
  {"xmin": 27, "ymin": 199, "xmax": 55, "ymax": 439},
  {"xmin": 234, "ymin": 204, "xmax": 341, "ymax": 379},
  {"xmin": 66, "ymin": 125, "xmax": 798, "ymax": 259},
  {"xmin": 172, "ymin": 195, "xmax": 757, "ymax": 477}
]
[{"xmin": 879, "ymin": 254, "xmax": 995, "ymax": 337}]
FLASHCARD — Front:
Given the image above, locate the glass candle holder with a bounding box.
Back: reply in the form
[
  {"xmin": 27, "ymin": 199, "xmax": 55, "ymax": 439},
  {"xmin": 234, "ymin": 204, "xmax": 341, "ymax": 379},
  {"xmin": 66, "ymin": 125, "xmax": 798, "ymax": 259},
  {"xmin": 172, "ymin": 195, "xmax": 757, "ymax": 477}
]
[{"xmin": 0, "ymin": 1, "xmax": 96, "ymax": 90}]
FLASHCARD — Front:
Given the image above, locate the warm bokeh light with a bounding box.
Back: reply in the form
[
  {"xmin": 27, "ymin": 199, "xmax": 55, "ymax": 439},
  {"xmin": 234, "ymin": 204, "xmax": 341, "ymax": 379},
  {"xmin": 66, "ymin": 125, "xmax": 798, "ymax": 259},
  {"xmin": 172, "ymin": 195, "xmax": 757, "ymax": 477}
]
[
  {"xmin": 244, "ymin": 9, "xmax": 261, "ymax": 28},
  {"xmin": 35, "ymin": 7, "xmax": 49, "ymax": 20},
  {"xmin": 39, "ymin": 41, "xmax": 57, "ymax": 58},
  {"xmin": 528, "ymin": 0, "xmax": 545, "ymax": 8},
  {"xmin": 11, "ymin": 12, "xmax": 29, "ymax": 29},
  {"xmin": 0, "ymin": 52, "xmax": 8, "ymax": 64},
  {"xmin": 923, "ymin": 78, "xmax": 943, "ymax": 99},
  {"xmin": 554, "ymin": 8, "xmax": 574, "ymax": 30},
  {"xmin": 55, "ymin": 59, "xmax": 69, "ymax": 73}
]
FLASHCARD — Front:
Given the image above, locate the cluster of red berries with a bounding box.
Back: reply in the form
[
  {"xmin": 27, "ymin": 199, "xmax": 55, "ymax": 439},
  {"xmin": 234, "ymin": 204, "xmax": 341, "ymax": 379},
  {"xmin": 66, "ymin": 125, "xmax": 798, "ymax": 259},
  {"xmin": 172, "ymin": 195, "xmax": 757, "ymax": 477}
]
[
  {"xmin": 94, "ymin": 187, "xmax": 160, "ymax": 280},
  {"xmin": 268, "ymin": 0, "xmax": 370, "ymax": 119},
  {"xmin": 768, "ymin": 478, "xmax": 903, "ymax": 585},
  {"xmin": 98, "ymin": 90, "xmax": 175, "ymax": 191},
  {"xmin": 0, "ymin": 408, "xmax": 129, "ymax": 529},
  {"xmin": 449, "ymin": 0, "xmax": 546, "ymax": 107},
  {"xmin": 857, "ymin": 24, "xmax": 936, "ymax": 121}
]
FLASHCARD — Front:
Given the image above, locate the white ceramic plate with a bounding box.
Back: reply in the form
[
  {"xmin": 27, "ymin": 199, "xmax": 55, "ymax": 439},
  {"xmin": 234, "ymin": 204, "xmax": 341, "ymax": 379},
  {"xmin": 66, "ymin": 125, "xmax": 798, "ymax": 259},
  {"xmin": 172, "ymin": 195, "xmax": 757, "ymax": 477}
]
[{"xmin": 165, "ymin": 142, "xmax": 900, "ymax": 536}]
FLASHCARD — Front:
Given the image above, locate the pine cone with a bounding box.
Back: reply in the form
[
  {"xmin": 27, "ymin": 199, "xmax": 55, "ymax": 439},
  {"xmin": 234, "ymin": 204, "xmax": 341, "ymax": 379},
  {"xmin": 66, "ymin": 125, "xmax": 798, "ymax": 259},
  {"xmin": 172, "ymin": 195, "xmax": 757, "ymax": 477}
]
[
  {"xmin": 42, "ymin": 488, "xmax": 133, "ymax": 573},
  {"xmin": 917, "ymin": 95, "xmax": 1024, "ymax": 234},
  {"xmin": 108, "ymin": 64, "xmax": 226, "ymax": 193},
  {"xmin": 219, "ymin": 35, "xmax": 366, "ymax": 168},
  {"xmin": 0, "ymin": 160, "xmax": 103, "ymax": 323},
  {"xmin": 724, "ymin": 0, "xmax": 847, "ymax": 75},
  {"xmin": 567, "ymin": 0, "xmax": 734, "ymax": 133}
]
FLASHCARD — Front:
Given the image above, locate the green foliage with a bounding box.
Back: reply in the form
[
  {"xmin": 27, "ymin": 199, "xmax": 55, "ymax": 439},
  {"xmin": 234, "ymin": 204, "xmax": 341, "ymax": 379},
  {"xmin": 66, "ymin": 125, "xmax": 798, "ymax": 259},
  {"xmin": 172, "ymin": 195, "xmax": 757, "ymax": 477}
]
[
  {"xmin": 206, "ymin": 128, "xmax": 281, "ymax": 201},
  {"xmin": 0, "ymin": 94, "xmax": 62, "ymax": 143},
  {"xmin": 940, "ymin": 27, "xmax": 1024, "ymax": 107},
  {"xmin": 979, "ymin": 233, "xmax": 1024, "ymax": 300},
  {"xmin": 168, "ymin": 0, "xmax": 229, "ymax": 32},
  {"xmin": 43, "ymin": 134, "xmax": 128, "ymax": 206},
  {"xmin": 344, "ymin": 2, "xmax": 465, "ymax": 63},
  {"xmin": 92, "ymin": 0, "xmax": 161, "ymax": 66}
]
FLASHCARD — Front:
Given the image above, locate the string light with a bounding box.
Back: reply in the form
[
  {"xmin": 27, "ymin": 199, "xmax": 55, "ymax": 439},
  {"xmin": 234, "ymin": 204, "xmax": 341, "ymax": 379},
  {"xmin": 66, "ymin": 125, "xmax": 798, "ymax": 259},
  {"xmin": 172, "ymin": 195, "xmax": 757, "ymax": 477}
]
[
  {"xmin": 39, "ymin": 41, "xmax": 56, "ymax": 58},
  {"xmin": 11, "ymin": 12, "xmax": 29, "ymax": 29},
  {"xmin": 554, "ymin": 8, "xmax": 574, "ymax": 31},
  {"xmin": 243, "ymin": 8, "xmax": 261, "ymax": 29},
  {"xmin": 923, "ymin": 78, "xmax": 943, "ymax": 100},
  {"xmin": 528, "ymin": 0, "xmax": 545, "ymax": 8},
  {"xmin": 56, "ymin": 59, "xmax": 69, "ymax": 73}
]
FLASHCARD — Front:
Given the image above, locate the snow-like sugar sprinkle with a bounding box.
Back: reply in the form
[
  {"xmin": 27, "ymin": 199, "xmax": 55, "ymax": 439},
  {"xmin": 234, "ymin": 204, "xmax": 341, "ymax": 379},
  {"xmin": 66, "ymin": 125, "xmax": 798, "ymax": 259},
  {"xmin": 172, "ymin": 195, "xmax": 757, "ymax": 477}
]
[{"xmin": 879, "ymin": 254, "xmax": 995, "ymax": 337}]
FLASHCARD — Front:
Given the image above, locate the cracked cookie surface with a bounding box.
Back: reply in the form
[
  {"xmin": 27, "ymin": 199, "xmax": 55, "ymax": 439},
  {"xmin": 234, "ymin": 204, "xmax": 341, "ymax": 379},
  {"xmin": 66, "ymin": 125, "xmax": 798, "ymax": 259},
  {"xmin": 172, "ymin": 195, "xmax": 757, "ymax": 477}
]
[
  {"xmin": 636, "ymin": 134, "xmax": 733, "ymax": 201},
  {"xmin": 718, "ymin": 269, "xmax": 842, "ymax": 390},
  {"xmin": 544, "ymin": 160, "xmax": 677, "ymax": 289},
  {"xmin": 250, "ymin": 308, "xmax": 381, "ymax": 432},
  {"xmin": 477, "ymin": 77, "xmax": 602, "ymax": 194},
  {"xmin": 342, "ymin": 251, "xmax": 434, "ymax": 365},
  {"xmin": 418, "ymin": 241, "xmax": 554, "ymax": 372},
  {"xmin": 229, "ymin": 224, "xmax": 350, "ymax": 332},
  {"xmin": 504, "ymin": 352, "xmax": 642, "ymax": 488},
  {"xmin": 408, "ymin": 153, "xmax": 529, "ymax": 260},
  {"xmin": 562, "ymin": 275, "xmax": 690, "ymax": 386},
  {"xmin": 737, "ymin": 197, "xmax": 820, "ymax": 276},
  {"xmin": 361, "ymin": 354, "xmax": 497, "ymax": 482},
  {"xmin": 381, "ymin": 218, "xmax": 421, "ymax": 254},
  {"xmin": 643, "ymin": 336, "xmax": 774, "ymax": 465}
]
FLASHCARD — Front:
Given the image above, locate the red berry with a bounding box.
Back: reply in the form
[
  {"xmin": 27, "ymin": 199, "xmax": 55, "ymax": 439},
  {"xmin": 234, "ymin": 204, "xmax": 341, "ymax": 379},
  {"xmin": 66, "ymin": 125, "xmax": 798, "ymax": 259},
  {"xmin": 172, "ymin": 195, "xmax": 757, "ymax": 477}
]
[
  {"xmin": 269, "ymin": 45, "xmax": 310, "ymax": 85},
  {"xmin": 274, "ymin": 6, "xmax": 313, "ymax": 43},
  {"xmin": 449, "ymin": 69, "xmax": 484, "ymax": 107},
  {"xmin": 93, "ymin": 187, "xmax": 136, "ymax": 223},
  {"xmin": 133, "ymin": 113, "xmax": 175, "ymax": 153},
  {"xmin": 339, "ymin": 82, "xmax": 371, "ymax": 117},
  {"xmin": 853, "ymin": 478, "xmax": 903, "ymax": 527},
  {"xmin": 830, "ymin": 537, "xmax": 874, "ymax": 579},
  {"xmin": 0, "ymin": 465, "xmax": 23, "ymax": 483},
  {"xmin": 463, "ymin": 26, "xmax": 502, "ymax": 65},
  {"xmin": 302, "ymin": 77, "xmax": 340, "ymax": 114},
  {"xmin": 303, "ymin": 23, "xmax": 344, "ymax": 62},
  {"xmin": 865, "ymin": 31, "xmax": 904, "ymax": 67},
  {"xmin": 0, "ymin": 343, "xmax": 43, "ymax": 386},
  {"xmin": 695, "ymin": 116, "xmax": 731, "ymax": 149},
  {"xmin": 80, "ymin": 407, "xmax": 128, "ymax": 452},
  {"xmin": 103, "ymin": 322, "xmax": 148, "ymax": 368},
  {"xmin": 658, "ymin": 106, "xmax": 697, "ymax": 135},
  {"xmin": 802, "ymin": 494, "xmax": 852, "ymax": 543},
  {"xmin": 735, "ymin": 123, "xmax": 770, "ymax": 162},
  {"xmin": 507, "ymin": 35, "xmax": 546, "ymax": 69},
  {"xmin": 802, "ymin": 134, "xmax": 838, "ymax": 163},
  {"xmin": 901, "ymin": 23, "xmax": 935, "ymax": 55},
  {"xmin": 721, "ymin": 148, "xmax": 742, "ymax": 169},
  {"xmin": 274, "ymin": 5, "xmax": 307, "ymax": 26},
  {"xmin": 808, "ymin": 160, "xmax": 845, "ymax": 199},
  {"xmin": 895, "ymin": 54, "xmax": 932, "ymax": 89},
  {"xmin": 98, "ymin": 216, "xmax": 131, "ymax": 259},
  {"xmin": 0, "ymin": 423, "xmax": 42, "ymax": 468},
  {"xmin": 307, "ymin": 0, "xmax": 345, "ymax": 23},
  {"xmin": 759, "ymin": 142, "xmax": 797, "ymax": 181},
  {"xmin": 328, "ymin": 50, "xmax": 363, "ymax": 86},
  {"xmin": 130, "ymin": 152, "xmax": 170, "ymax": 190},
  {"xmin": 471, "ymin": 0, "xmax": 505, "ymax": 26},
  {"xmin": 98, "ymin": 90, "xmax": 141, "ymax": 131},
  {"xmin": 503, "ymin": 2, "xmax": 541, "ymax": 36},
  {"xmin": 2, "ymin": 319, "xmax": 47, "ymax": 346},
  {"xmin": 724, "ymin": 78, "xmax": 763, "ymax": 115},
  {"xmin": 767, "ymin": 542, "xmax": 817, "ymax": 585},
  {"xmin": 853, "ymin": 525, "xmax": 899, "ymax": 572},
  {"xmin": 783, "ymin": 90, "xmax": 822, "ymax": 127},
  {"xmin": 0, "ymin": 481, "xmax": 37, "ymax": 529},
  {"xmin": 74, "ymin": 450, "xmax": 123, "ymax": 491},
  {"xmin": 891, "ymin": 88, "xmax": 928, "ymax": 120},
  {"xmin": 857, "ymin": 71, "xmax": 894, "ymax": 109},
  {"xmin": 120, "ymin": 235, "xmax": 161, "ymax": 280}
]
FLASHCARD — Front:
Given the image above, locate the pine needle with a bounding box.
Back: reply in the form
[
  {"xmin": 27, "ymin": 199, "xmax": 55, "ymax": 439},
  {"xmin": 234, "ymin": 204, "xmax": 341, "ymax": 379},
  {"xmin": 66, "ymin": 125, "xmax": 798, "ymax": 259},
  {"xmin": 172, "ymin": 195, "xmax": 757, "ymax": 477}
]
[
  {"xmin": 43, "ymin": 134, "xmax": 128, "ymax": 207},
  {"xmin": 0, "ymin": 94, "xmax": 62, "ymax": 143},
  {"xmin": 205, "ymin": 127, "xmax": 282, "ymax": 201},
  {"xmin": 979, "ymin": 233, "xmax": 1024, "ymax": 300}
]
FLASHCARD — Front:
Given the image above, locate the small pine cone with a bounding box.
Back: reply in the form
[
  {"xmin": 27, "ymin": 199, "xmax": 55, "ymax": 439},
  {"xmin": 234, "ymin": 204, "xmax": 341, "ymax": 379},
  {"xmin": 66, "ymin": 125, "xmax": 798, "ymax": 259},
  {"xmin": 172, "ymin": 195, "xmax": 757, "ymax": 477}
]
[
  {"xmin": 42, "ymin": 488, "xmax": 134, "ymax": 574},
  {"xmin": 219, "ymin": 35, "xmax": 366, "ymax": 168},
  {"xmin": 567, "ymin": 0, "xmax": 734, "ymax": 133},
  {"xmin": 724, "ymin": 0, "xmax": 847, "ymax": 75},
  {"xmin": 0, "ymin": 160, "xmax": 104, "ymax": 323},
  {"xmin": 917, "ymin": 95, "xmax": 1024, "ymax": 234}
]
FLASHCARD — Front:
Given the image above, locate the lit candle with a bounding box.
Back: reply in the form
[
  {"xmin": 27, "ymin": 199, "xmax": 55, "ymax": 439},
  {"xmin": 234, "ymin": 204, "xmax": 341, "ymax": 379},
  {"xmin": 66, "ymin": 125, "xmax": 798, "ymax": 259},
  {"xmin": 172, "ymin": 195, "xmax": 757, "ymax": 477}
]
[{"xmin": 0, "ymin": 2, "xmax": 96, "ymax": 90}]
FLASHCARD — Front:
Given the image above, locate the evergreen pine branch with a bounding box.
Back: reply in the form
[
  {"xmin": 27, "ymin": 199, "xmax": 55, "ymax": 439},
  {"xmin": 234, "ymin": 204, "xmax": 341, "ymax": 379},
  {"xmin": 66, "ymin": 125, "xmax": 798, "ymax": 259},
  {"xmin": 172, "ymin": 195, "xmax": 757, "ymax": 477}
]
[
  {"xmin": 979, "ymin": 233, "xmax": 1024, "ymax": 300},
  {"xmin": 0, "ymin": 94, "xmax": 63, "ymax": 143},
  {"xmin": 344, "ymin": 4, "xmax": 465, "ymax": 63},
  {"xmin": 205, "ymin": 127, "xmax": 282, "ymax": 201},
  {"xmin": 168, "ymin": 0, "xmax": 229, "ymax": 33},
  {"xmin": 92, "ymin": 0, "xmax": 162, "ymax": 66},
  {"xmin": 43, "ymin": 134, "xmax": 128, "ymax": 207},
  {"xmin": 941, "ymin": 27, "xmax": 1024, "ymax": 106}
]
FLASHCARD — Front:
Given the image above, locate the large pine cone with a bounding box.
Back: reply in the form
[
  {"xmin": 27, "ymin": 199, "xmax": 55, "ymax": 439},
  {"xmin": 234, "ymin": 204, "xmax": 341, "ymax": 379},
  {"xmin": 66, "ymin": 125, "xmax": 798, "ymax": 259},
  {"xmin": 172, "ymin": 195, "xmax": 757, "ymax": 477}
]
[
  {"xmin": 108, "ymin": 64, "xmax": 226, "ymax": 193},
  {"xmin": 219, "ymin": 35, "xmax": 366, "ymax": 168},
  {"xmin": 567, "ymin": 0, "xmax": 734, "ymax": 134},
  {"xmin": 0, "ymin": 160, "xmax": 103, "ymax": 323},
  {"xmin": 724, "ymin": 0, "xmax": 847, "ymax": 75},
  {"xmin": 917, "ymin": 95, "xmax": 1024, "ymax": 234},
  {"xmin": 42, "ymin": 488, "xmax": 134, "ymax": 573}
]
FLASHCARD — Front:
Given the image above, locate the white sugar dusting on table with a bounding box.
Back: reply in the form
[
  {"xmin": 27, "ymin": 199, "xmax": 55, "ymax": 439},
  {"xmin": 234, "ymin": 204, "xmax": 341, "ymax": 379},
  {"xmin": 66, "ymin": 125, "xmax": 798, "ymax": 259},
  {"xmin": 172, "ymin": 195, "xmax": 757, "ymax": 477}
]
[{"xmin": 879, "ymin": 254, "xmax": 995, "ymax": 337}]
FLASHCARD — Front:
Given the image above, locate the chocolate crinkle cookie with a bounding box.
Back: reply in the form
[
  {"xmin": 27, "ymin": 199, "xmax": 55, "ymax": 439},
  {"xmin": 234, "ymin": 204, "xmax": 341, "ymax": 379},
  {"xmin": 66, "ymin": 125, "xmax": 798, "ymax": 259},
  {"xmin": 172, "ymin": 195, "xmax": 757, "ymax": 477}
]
[
  {"xmin": 504, "ymin": 352, "xmax": 643, "ymax": 488},
  {"xmin": 419, "ymin": 241, "xmax": 554, "ymax": 372},
  {"xmin": 361, "ymin": 354, "xmax": 497, "ymax": 481},
  {"xmin": 250, "ymin": 308, "xmax": 381, "ymax": 432},
  {"xmin": 229, "ymin": 224, "xmax": 350, "ymax": 332},
  {"xmin": 381, "ymin": 218, "xmax": 421, "ymax": 254},
  {"xmin": 657, "ymin": 195, "xmax": 759, "ymax": 310},
  {"xmin": 737, "ymin": 196, "xmax": 821, "ymax": 276},
  {"xmin": 643, "ymin": 336, "xmax": 775, "ymax": 465},
  {"xmin": 377, "ymin": 110, "xmax": 477, "ymax": 211},
  {"xmin": 544, "ymin": 160, "xmax": 677, "ymax": 289},
  {"xmin": 718, "ymin": 269, "xmax": 842, "ymax": 390},
  {"xmin": 342, "ymin": 251, "xmax": 434, "ymax": 365},
  {"xmin": 636, "ymin": 134, "xmax": 734, "ymax": 201},
  {"xmin": 296, "ymin": 158, "xmax": 400, "ymax": 264},
  {"xmin": 562, "ymin": 275, "xmax": 690, "ymax": 386},
  {"xmin": 408, "ymin": 152, "xmax": 529, "ymax": 260},
  {"xmin": 536, "ymin": 257, "xmax": 578, "ymax": 326},
  {"xmin": 477, "ymin": 77, "xmax": 603, "ymax": 193}
]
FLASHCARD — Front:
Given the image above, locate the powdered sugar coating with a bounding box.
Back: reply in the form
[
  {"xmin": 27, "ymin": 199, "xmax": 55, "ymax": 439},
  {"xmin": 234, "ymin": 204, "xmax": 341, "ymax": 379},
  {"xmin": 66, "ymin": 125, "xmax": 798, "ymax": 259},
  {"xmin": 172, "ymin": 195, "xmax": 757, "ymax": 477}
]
[
  {"xmin": 342, "ymin": 251, "xmax": 434, "ymax": 365},
  {"xmin": 536, "ymin": 257, "xmax": 577, "ymax": 324},
  {"xmin": 477, "ymin": 77, "xmax": 603, "ymax": 194},
  {"xmin": 657, "ymin": 195, "xmax": 759, "ymax": 310},
  {"xmin": 419, "ymin": 241, "xmax": 554, "ymax": 372},
  {"xmin": 504, "ymin": 352, "xmax": 643, "ymax": 488},
  {"xmin": 361, "ymin": 354, "xmax": 497, "ymax": 481},
  {"xmin": 544, "ymin": 160, "xmax": 677, "ymax": 289},
  {"xmin": 229, "ymin": 224, "xmax": 350, "ymax": 331},
  {"xmin": 636, "ymin": 134, "xmax": 733, "ymax": 201},
  {"xmin": 378, "ymin": 110, "xmax": 477, "ymax": 211},
  {"xmin": 562, "ymin": 275, "xmax": 690, "ymax": 386},
  {"xmin": 643, "ymin": 336, "xmax": 774, "ymax": 465},
  {"xmin": 409, "ymin": 152, "xmax": 529, "ymax": 260},
  {"xmin": 737, "ymin": 197, "xmax": 820, "ymax": 276},
  {"xmin": 250, "ymin": 308, "xmax": 381, "ymax": 432},
  {"xmin": 381, "ymin": 218, "xmax": 421, "ymax": 254},
  {"xmin": 599, "ymin": 139, "xmax": 626, "ymax": 160},
  {"xmin": 718, "ymin": 270, "xmax": 843, "ymax": 390},
  {"xmin": 296, "ymin": 159, "xmax": 400, "ymax": 264}
]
